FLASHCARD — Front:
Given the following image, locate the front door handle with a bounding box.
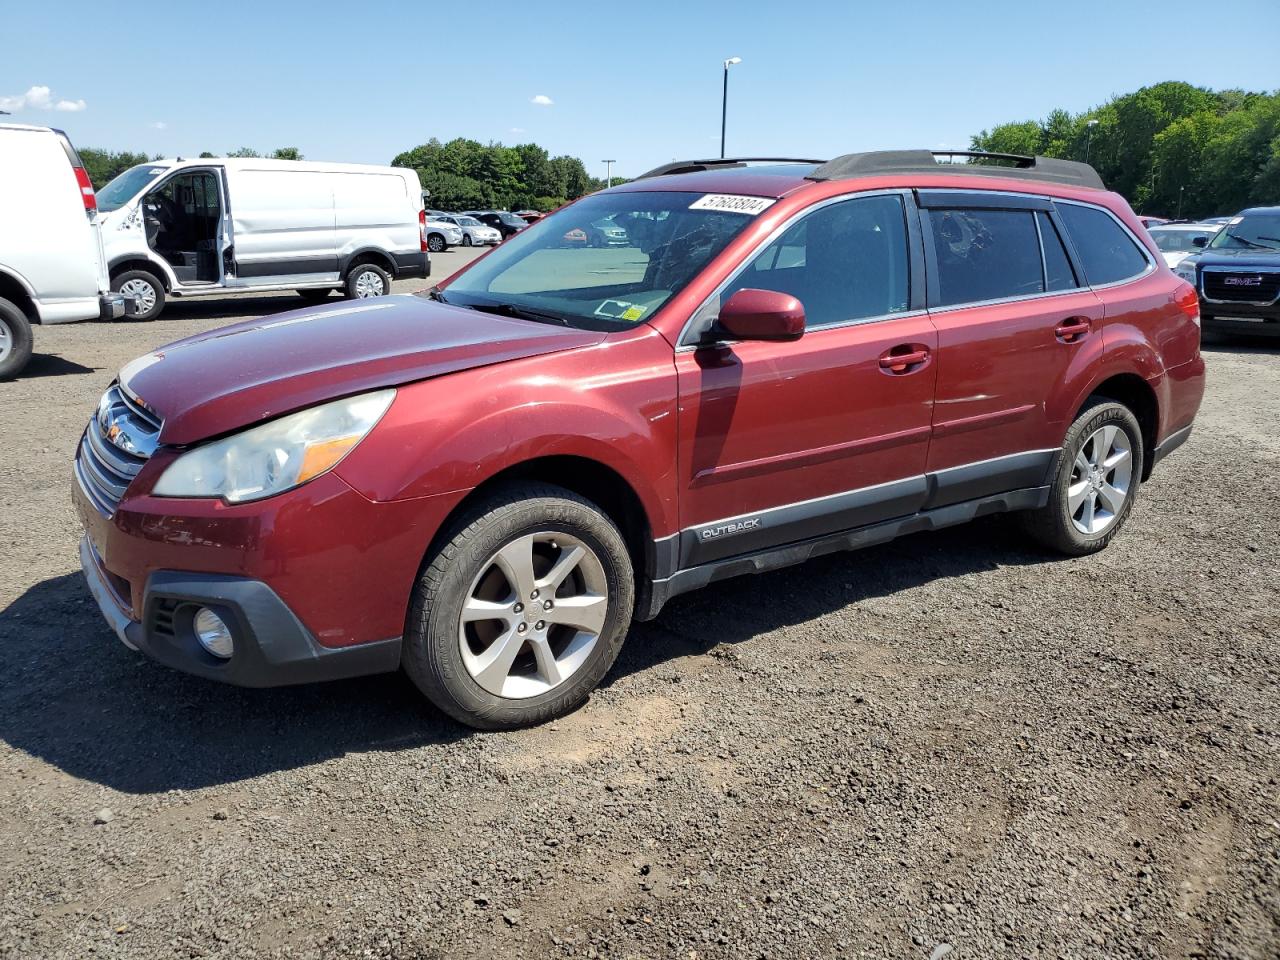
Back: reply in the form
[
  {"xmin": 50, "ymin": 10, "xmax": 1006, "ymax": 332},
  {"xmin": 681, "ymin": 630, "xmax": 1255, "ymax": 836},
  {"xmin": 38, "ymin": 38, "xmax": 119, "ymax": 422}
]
[
  {"xmin": 1055, "ymin": 316, "xmax": 1092, "ymax": 343},
  {"xmin": 878, "ymin": 345, "xmax": 930, "ymax": 374}
]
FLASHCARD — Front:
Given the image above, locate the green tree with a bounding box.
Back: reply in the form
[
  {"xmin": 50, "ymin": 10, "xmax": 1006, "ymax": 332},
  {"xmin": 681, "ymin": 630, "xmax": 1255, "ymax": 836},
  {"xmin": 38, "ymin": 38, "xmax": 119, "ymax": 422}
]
[
  {"xmin": 79, "ymin": 148, "xmax": 156, "ymax": 189},
  {"xmin": 227, "ymin": 147, "xmax": 260, "ymax": 158},
  {"xmin": 271, "ymin": 147, "xmax": 303, "ymax": 160},
  {"xmin": 971, "ymin": 83, "xmax": 1280, "ymax": 217}
]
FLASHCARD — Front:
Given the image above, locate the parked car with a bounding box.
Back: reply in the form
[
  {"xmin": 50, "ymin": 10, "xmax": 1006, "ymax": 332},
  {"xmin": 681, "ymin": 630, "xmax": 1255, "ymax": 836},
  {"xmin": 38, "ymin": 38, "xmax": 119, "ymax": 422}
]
[
  {"xmin": 1148, "ymin": 222, "xmax": 1220, "ymax": 269},
  {"xmin": 435, "ymin": 215, "xmax": 502, "ymax": 247},
  {"xmin": 0, "ymin": 123, "xmax": 130, "ymax": 378},
  {"xmin": 558, "ymin": 217, "xmax": 629, "ymax": 247},
  {"xmin": 424, "ymin": 217, "xmax": 464, "ymax": 253},
  {"xmin": 516, "ymin": 210, "xmax": 545, "ymax": 224},
  {"xmin": 1200, "ymin": 216, "xmax": 1233, "ymax": 226},
  {"xmin": 1136, "ymin": 215, "xmax": 1169, "ymax": 229},
  {"xmin": 1174, "ymin": 206, "xmax": 1280, "ymax": 337},
  {"xmin": 75, "ymin": 150, "xmax": 1204, "ymax": 729},
  {"xmin": 463, "ymin": 210, "xmax": 528, "ymax": 240},
  {"xmin": 95, "ymin": 158, "xmax": 429, "ymax": 320}
]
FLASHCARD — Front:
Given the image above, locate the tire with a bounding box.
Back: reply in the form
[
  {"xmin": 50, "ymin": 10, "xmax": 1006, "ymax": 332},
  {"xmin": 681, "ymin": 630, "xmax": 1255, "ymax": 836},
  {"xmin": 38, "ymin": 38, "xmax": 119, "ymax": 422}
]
[
  {"xmin": 0, "ymin": 297, "xmax": 34, "ymax": 380},
  {"xmin": 344, "ymin": 262, "xmax": 391, "ymax": 300},
  {"xmin": 426, "ymin": 233, "xmax": 446, "ymax": 253},
  {"xmin": 1019, "ymin": 398, "xmax": 1144, "ymax": 556},
  {"xmin": 403, "ymin": 483, "xmax": 635, "ymax": 730},
  {"xmin": 112, "ymin": 269, "xmax": 165, "ymax": 321},
  {"xmin": 462, "ymin": 234, "xmax": 473, "ymax": 247},
  {"xmin": 296, "ymin": 288, "xmax": 334, "ymax": 303}
]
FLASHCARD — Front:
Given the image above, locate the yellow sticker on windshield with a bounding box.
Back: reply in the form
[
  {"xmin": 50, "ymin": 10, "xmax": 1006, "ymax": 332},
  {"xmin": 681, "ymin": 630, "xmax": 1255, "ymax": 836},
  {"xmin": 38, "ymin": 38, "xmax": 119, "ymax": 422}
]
[{"xmin": 621, "ymin": 305, "xmax": 647, "ymax": 321}]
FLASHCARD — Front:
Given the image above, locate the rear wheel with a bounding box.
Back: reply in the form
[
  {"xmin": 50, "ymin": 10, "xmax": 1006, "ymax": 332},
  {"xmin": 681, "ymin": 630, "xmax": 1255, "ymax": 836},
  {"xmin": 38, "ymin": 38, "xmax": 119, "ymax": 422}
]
[
  {"xmin": 1019, "ymin": 398, "xmax": 1143, "ymax": 556},
  {"xmin": 344, "ymin": 263, "xmax": 391, "ymax": 300},
  {"xmin": 113, "ymin": 269, "xmax": 165, "ymax": 321},
  {"xmin": 426, "ymin": 233, "xmax": 446, "ymax": 253},
  {"xmin": 462, "ymin": 234, "xmax": 473, "ymax": 247},
  {"xmin": 402, "ymin": 483, "xmax": 635, "ymax": 729},
  {"xmin": 296, "ymin": 288, "xmax": 334, "ymax": 303},
  {"xmin": 0, "ymin": 297, "xmax": 34, "ymax": 380}
]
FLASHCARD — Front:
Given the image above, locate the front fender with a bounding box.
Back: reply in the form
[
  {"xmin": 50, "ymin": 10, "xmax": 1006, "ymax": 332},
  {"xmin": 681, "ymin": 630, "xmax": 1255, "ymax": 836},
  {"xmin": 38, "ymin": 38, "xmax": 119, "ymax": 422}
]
[{"xmin": 336, "ymin": 329, "xmax": 680, "ymax": 539}]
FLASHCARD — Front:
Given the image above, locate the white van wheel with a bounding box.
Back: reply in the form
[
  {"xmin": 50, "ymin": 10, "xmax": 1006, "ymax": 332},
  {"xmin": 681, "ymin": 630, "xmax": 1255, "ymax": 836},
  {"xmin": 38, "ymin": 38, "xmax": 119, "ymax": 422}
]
[
  {"xmin": 113, "ymin": 270, "xmax": 165, "ymax": 321},
  {"xmin": 345, "ymin": 264, "xmax": 391, "ymax": 300}
]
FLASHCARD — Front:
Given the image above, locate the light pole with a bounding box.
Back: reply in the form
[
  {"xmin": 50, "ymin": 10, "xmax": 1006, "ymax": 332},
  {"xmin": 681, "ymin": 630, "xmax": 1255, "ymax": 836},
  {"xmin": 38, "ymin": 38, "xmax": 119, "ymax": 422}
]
[
  {"xmin": 1084, "ymin": 118, "xmax": 1099, "ymax": 165},
  {"xmin": 720, "ymin": 57, "xmax": 742, "ymax": 159},
  {"xmin": 602, "ymin": 160, "xmax": 616, "ymax": 189},
  {"xmin": 1177, "ymin": 185, "xmax": 1185, "ymax": 220}
]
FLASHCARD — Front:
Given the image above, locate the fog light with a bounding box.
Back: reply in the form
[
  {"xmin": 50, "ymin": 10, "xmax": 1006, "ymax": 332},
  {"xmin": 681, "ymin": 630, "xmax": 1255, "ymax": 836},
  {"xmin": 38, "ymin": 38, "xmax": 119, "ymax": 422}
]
[{"xmin": 193, "ymin": 607, "xmax": 234, "ymax": 659}]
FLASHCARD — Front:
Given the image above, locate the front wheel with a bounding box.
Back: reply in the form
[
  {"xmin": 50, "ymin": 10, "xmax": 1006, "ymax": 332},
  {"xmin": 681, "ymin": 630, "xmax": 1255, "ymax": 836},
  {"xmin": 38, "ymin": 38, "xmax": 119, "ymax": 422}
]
[
  {"xmin": 402, "ymin": 483, "xmax": 635, "ymax": 729},
  {"xmin": 0, "ymin": 297, "xmax": 34, "ymax": 380},
  {"xmin": 461, "ymin": 234, "xmax": 473, "ymax": 247},
  {"xmin": 113, "ymin": 269, "xmax": 165, "ymax": 321},
  {"xmin": 1019, "ymin": 398, "xmax": 1143, "ymax": 556},
  {"xmin": 344, "ymin": 263, "xmax": 391, "ymax": 300},
  {"xmin": 426, "ymin": 233, "xmax": 446, "ymax": 253}
]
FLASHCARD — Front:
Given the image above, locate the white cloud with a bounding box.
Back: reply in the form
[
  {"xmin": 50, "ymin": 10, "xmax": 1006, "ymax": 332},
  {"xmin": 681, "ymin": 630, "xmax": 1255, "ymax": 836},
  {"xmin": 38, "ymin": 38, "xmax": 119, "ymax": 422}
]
[
  {"xmin": 0, "ymin": 85, "xmax": 87, "ymax": 113},
  {"xmin": 510, "ymin": 126, "xmax": 526, "ymax": 134},
  {"xmin": 151, "ymin": 121, "xmax": 167, "ymax": 130},
  {"xmin": 530, "ymin": 94, "xmax": 553, "ymax": 106}
]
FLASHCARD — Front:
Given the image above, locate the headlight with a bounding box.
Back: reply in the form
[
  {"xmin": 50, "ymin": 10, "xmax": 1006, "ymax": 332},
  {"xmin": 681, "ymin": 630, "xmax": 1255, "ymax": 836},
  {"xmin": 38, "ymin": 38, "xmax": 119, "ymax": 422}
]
[
  {"xmin": 1175, "ymin": 261, "xmax": 1198, "ymax": 281},
  {"xmin": 153, "ymin": 389, "xmax": 394, "ymax": 502}
]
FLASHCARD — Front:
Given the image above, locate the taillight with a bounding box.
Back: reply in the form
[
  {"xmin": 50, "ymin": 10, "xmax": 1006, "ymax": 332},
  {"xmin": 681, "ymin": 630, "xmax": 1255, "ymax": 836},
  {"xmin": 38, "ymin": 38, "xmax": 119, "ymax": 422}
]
[
  {"xmin": 419, "ymin": 210, "xmax": 428, "ymax": 253},
  {"xmin": 74, "ymin": 166, "xmax": 97, "ymax": 217},
  {"xmin": 1175, "ymin": 280, "xmax": 1200, "ymax": 328}
]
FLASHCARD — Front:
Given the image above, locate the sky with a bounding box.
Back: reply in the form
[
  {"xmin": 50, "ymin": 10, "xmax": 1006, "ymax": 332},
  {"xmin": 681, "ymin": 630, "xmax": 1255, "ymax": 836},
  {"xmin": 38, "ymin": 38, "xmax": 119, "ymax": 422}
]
[{"xmin": 3, "ymin": 0, "xmax": 1278, "ymax": 180}]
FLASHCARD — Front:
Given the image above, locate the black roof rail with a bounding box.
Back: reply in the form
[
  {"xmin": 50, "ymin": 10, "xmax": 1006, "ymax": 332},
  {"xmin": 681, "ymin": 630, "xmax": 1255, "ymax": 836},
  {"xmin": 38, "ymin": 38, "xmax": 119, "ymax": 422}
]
[
  {"xmin": 633, "ymin": 157, "xmax": 826, "ymax": 181},
  {"xmin": 808, "ymin": 150, "xmax": 1105, "ymax": 190}
]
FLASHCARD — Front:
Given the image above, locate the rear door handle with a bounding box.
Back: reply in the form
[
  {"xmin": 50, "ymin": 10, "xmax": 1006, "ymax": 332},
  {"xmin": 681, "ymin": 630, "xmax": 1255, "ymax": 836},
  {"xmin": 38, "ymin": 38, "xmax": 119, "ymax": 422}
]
[
  {"xmin": 878, "ymin": 345, "xmax": 930, "ymax": 374},
  {"xmin": 1055, "ymin": 316, "xmax": 1092, "ymax": 343}
]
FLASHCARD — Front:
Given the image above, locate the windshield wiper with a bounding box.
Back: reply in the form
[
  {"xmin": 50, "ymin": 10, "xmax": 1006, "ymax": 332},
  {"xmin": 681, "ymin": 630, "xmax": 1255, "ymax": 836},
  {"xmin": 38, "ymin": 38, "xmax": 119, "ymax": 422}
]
[{"xmin": 462, "ymin": 301, "xmax": 572, "ymax": 327}]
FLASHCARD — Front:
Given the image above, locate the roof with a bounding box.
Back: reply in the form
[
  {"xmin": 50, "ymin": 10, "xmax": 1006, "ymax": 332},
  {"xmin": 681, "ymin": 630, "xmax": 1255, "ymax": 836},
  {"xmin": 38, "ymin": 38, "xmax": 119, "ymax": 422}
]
[
  {"xmin": 142, "ymin": 157, "xmax": 413, "ymax": 176},
  {"xmin": 1239, "ymin": 206, "xmax": 1280, "ymax": 216},
  {"xmin": 618, "ymin": 150, "xmax": 1107, "ymax": 199}
]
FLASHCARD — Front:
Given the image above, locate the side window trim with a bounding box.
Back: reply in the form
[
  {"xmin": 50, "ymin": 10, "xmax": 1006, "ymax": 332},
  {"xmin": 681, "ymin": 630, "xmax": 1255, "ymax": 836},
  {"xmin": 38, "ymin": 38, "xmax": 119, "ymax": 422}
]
[
  {"xmin": 676, "ymin": 188, "xmax": 925, "ymax": 347},
  {"xmin": 1032, "ymin": 211, "xmax": 1050, "ymax": 291}
]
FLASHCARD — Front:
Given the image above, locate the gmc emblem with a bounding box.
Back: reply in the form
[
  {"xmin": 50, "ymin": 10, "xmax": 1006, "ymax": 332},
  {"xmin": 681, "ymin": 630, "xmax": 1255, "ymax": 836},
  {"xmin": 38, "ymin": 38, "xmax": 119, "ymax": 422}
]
[{"xmin": 1223, "ymin": 276, "xmax": 1263, "ymax": 287}]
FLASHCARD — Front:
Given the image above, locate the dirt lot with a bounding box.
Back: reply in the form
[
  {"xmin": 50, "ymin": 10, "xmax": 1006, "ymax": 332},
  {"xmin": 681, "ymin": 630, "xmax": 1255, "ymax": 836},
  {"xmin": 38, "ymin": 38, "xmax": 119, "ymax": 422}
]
[{"xmin": 1, "ymin": 252, "xmax": 1277, "ymax": 959}]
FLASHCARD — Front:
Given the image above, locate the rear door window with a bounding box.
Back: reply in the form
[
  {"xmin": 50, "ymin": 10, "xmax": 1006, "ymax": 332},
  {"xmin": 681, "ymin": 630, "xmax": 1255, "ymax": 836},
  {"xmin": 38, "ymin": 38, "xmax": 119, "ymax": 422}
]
[
  {"xmin": 927, "ymin": 208, "xmax": 1044, "ymax": 307},
  {"xmin": 1037, "ymin": 211, "xmax": 1078, "ymax": 291},
  {"xmin": 1055, "ymin": 203, "xmax": 1150, "ymax": 286}
]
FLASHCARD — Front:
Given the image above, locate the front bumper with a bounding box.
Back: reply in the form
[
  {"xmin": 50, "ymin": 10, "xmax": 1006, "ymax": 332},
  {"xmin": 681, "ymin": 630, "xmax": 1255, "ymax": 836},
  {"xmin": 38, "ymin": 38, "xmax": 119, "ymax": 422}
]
[
  {"xmin": 80, "ymin": 535, "xmax": 401, "ymax": 687},
  {"xmin": 1199, "ymin": 300, "xmax": 1280, "ymax": 336},
  {"xmin": 99, "ymin": 293, "xmax": 142, "ymax": 320}
]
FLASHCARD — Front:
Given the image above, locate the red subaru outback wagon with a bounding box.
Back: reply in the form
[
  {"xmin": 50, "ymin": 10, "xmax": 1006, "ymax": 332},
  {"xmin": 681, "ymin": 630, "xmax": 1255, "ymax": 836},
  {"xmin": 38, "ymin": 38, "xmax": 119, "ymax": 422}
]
[{"xmin": 74, "ymin": 151, "xmax": 1205, "ymax": 728}]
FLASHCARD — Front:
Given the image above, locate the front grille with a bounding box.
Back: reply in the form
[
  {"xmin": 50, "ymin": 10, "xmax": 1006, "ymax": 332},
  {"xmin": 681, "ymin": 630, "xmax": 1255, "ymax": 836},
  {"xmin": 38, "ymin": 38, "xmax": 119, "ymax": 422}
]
[
  {"xmin": 75, "ymin": 384, "xmax": 161, "ymax": 516},
  {"xmin": 1202, "ymin": 270, "xmax": 1280, "ymax": 304}
]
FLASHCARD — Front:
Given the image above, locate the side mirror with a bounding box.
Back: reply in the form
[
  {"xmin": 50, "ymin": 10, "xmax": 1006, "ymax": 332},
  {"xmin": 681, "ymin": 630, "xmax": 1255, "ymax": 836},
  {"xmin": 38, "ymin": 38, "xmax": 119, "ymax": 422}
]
[
  {"xmin": 715, "ymin": 288, "xmax": 805, "ymax": 342},
  {"xmin": 1192, "ymin": 235, "xmax": 1208, "ymax": 248}
]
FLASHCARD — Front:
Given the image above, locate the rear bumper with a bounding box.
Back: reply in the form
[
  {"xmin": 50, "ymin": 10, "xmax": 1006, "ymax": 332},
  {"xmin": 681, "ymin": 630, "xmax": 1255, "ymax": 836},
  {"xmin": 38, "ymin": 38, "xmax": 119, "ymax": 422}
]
[
  {"xmin": 393, "ymin": 251, "xmax": 430, "ymax": 280},
  {"xmin": 80, "ymin": 536, "xmax": 401, "ymax": 687}
]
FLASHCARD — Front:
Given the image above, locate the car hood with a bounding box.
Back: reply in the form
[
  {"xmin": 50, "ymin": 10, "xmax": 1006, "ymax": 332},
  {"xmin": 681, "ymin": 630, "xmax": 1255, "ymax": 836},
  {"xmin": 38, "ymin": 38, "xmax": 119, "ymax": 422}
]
[
  {"xmin": 1192, "ymin": 247, "xmax": 1280, "ymax": 269},
  {"xmin": 1162, "ymin": 251, "xmax": 1192, "ymax": 268},
  {"xmin": 119, "ymin": 295, "xmax": 605, "ymax": 445}
]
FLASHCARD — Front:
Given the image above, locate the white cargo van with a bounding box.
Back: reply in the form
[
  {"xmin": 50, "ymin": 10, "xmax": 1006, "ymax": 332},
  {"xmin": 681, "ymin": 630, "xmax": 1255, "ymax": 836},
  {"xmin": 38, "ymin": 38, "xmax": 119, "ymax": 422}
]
[
  {"xmin": 0, "ymin": 123, "xmax": 129, "ymax": 378},
  {"xmin": 95, "ymin": 158, "xmax": 429, "ymax": 320}
]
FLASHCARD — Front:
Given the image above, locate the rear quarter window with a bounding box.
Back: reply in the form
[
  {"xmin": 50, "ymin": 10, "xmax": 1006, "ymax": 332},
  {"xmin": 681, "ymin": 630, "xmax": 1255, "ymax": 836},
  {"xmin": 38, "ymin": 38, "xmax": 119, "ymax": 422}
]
[{"xmin": 1056, "ymin": 203, "xmax": 1150, "ymax": 286}]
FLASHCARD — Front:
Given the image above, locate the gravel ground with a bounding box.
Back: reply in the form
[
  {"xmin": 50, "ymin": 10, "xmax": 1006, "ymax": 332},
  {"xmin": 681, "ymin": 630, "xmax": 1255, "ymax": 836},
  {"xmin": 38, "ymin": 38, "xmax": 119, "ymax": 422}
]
[{"xmin": 1, "ymin": 257, "xmax": 1277, "ymax": 959}]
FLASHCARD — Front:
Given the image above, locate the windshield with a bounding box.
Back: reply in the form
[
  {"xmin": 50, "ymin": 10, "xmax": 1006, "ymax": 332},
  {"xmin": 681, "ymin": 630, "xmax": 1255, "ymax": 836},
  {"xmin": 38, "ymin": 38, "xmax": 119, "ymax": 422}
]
[
  {"xmin": 97, "ymin": 164, "xmax": 167, "ymax": 212},
  {"xmin": 1209, "ymin": 213, "xmax": 1280, "ymax": 251},
  {"xmin": 498, "ymin": 212, "xmax": 527, "ymax": 227},
  {"xmin": 458, "ymin": 216, "xmax": 481, "ymax": 226},
  {"xmin": 1151, "ymin": 229, "xmax": 1212, "ymax": 253},
  {"xmin": 441, "ymin": 191, "xmax": 756, "ymax": 331}
]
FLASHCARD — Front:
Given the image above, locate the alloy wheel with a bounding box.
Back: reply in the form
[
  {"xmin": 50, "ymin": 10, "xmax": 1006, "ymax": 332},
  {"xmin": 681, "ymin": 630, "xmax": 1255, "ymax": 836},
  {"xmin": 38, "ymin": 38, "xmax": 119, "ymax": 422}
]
[
  {"xmin": 353, "ymin": 270, "xmax": 386, "ymax": 298},
  {"xmin": 119, "ymin": 278, "xmax": 157, "ymax": 314},
  {"xmin": 0, "ymin": 319, "xmax": 10, "ymax": 364},
  {"xmin": 1068, "ymin": 425, "xmax": 1133, "ymax": 535},
  {"xmin": 459, "ymin": 531, "xmax": 609, "ymax": 699}
]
